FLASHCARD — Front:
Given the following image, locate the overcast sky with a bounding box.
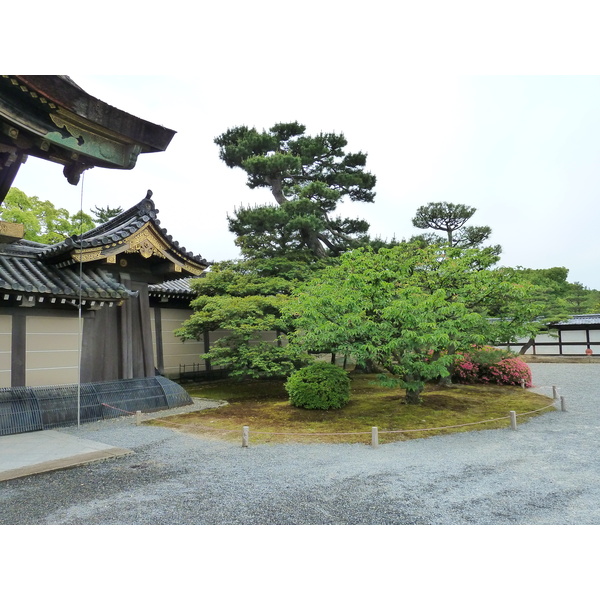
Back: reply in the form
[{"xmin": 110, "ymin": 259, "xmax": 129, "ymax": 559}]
[
  {"xmin": 12, "ymin": 73, "xmax": 600, "ymax": 289},
  {"xmin": 8, "ymin": 2, "xmax": 600, "ymax": 291}
]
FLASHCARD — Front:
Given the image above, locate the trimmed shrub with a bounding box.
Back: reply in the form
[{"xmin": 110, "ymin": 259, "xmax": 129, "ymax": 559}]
[
  {"xmin": 453, "ymin": 346, "xmax": 532, "ymax": 387},
  {"xmin": 285, "ymin": 362, "xmax": 351, "ymax": 410}
]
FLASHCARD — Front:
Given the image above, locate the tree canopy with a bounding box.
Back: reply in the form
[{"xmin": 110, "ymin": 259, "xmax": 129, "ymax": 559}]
[
  {"xmin": 519, "ymin": 267, "xmax": 600, "ymax": 316},
  {"xmin": 91, "ymin": 205, "xmax": 123, "ymax": 224},
  {"xmin": 177, "ymin": 121, "xmax": 598, "ymax": 390},
  {"xmin": 284, "ymin": 244, "xmax": 543, "ymax": 403},
  {"xmin": 411, "ymin": 201, "xmax": 499, "ymax": 254},
  {"xmin": 175, "ymin": 257, "xmax": 318, "ymax": 378},
  {"xmin": 0, "ymin": 187, "xmax": 94, "ymax": 243},
  {"xmin": 215, "ymin": 122, "xmax": 377, "ymax": 259},
  {"xmin": 178, "ymin": 121, "xmax": 381, "ymax": 375}
]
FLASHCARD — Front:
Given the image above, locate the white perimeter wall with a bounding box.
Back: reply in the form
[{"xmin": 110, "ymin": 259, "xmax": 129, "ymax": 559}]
[
  {"xmin": 0, "ymin": 315, "xmax": 10, "ymax": 388},
  {"xmin": 151, "ymin": 308, "xmax": 206, "ymax": 378},
  {"xmin": 25, "ymin": 315, "xmax": 80, "ymax": 386}
]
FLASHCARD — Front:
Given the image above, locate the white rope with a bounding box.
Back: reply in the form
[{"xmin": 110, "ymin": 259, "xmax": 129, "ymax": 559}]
[{"xmin": 126, "ymin": 400, "xmax": 557, "ymax": 438}]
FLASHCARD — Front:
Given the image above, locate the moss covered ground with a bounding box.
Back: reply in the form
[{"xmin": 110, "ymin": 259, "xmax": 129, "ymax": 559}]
[{"xmin": 147, "ymin": 375, "xmax": 554, "ymax": 445}]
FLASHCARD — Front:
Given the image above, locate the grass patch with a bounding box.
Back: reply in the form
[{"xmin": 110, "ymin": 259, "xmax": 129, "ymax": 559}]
[{"xmin": 147, "ymin": 375, "xmax": 555, "ymax": 445}]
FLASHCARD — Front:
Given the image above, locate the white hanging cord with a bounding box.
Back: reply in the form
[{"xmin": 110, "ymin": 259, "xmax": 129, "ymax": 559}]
[{"xmin": 76, "ymin": 172, "xmax": 85, "ymax": 428}]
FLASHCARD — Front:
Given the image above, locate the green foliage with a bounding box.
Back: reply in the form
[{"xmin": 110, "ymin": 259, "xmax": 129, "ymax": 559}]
[
  {"xmin": 186, "ymin": 120, "xmax": 383, "ymax": 379},
  {"xmin": 228, "ymin": 199, "xmax": 371, "ymax": 261},
  {"xmin": 91, "ymin": 205, "xmax": 123, "ymax": 224},
  {"xmin": 519, "ymin": 267, "xmax": 600, "ymax": 317},
  {"xmin": 285, "ymin": 362, "xmax": 351, "ymax": 410},
  {"xmin": 216, "ymin": 121, "xmax": 377, "ymax": 259},
  {"xmin": 412, "ymin": 202, "xmax": 476, "ymax": 240},
  {"xmin": 175, "ymin": 258, "xmax": 318, "ymax": 379},
  {"xmin": 284, "ymin": 243, "xmax": 544, "ymax": 404},
  {"xmin": 411, "ymin": 201, "xmax": 500, "ymax": 255},
  {"xmin": 1, "ymin": 187, "xmax": 94, "ymax": 243}
]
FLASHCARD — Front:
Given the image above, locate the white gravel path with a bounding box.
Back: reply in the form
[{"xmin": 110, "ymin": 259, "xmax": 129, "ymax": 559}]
[{"xmin": 1, "ymin": 363, "xmax": 598, "ymax": 525}]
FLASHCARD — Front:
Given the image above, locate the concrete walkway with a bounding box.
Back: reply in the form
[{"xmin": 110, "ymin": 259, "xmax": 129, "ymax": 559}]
[
  {"xmin": 0, "ymin": 398, "xmax": 221, "ymax": 482},
  {"xmin": 0, "ymin": 429, "xmax": 132, "ymax": 482}
]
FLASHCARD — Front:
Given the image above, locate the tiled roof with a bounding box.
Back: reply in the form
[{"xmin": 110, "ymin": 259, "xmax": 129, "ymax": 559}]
[
  {"xmin": 148, "ymin": 277, "xmax": 198, "ymax": 298},
  {"xmin": 0, "ymin": 238, "xmax": 47, "ymax": 257},
  {"xmin": 38, "ymin": 193, "xmax": 209, "ymax": 270},
  {"xmin": 0, "ymin": 255, "xmax": 131, "ymax": 301},
  {"xmin": 0, "ymin": 194, "xmax": 209, "ymax": 303},
  {"xmin": 6, "ymin": 76, "xmax": 176, "ymax": 153},
  {"xmin": 554, "ymin": 314, "xmax": 600, "ymax": 326}
]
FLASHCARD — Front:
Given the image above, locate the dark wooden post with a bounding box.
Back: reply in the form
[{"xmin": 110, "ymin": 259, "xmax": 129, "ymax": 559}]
[
  {"xmin": 11, "ymin": 314, "xmax": 26, "ymax": 387},
  {"xmin": 154, "ymin": 306, "xmax": 164, "ymax": 375}
]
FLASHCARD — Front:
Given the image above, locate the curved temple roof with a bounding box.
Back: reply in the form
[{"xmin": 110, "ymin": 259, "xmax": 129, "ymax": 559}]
[
  {"xmin": 0, "ymin": 255, "xmax": 132, "ymax": 302},
  {"xmin": 39, "ymin": 191, "xmax": 209, "ymax": 276},
  {"xmin": 0, "ymin": 192, "xmax": 208, "ymax": 305}
]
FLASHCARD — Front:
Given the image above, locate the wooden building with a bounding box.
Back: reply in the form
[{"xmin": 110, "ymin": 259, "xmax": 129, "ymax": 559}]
[
  {"xmin": 499, "ymin": 314, "xmax": 600, "ymax": 357},
  {"xmin": 0, "ymin": 75, "xmax": 213, "ymax": 389},
  {"xmin": 0, "ymin": 193, "xmax": 209, "ymax": 387}
]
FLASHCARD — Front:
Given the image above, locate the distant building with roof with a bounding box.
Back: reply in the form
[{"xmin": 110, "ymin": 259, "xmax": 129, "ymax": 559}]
[{"xmin": 499, "ymin": 314, "xmax": 600, "ymax": 357}]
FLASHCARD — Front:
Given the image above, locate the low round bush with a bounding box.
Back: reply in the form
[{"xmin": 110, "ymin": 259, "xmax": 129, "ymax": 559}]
[
  {"xmin": 453, "ymin": 346, "xmax": 532, "ymax": 387},
  {"xmin": 285, "ymin": 362, "xmax": 351, "ymax": 410}
]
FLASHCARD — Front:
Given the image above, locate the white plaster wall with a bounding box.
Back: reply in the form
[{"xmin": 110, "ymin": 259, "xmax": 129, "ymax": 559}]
[
  {"xmin": 157, "ymin": 308, "xmax": 206, "ymax": 378},
  {"xmin": 26, "ymin": 315, "xmax": 80, "ymax": 386},
  {"xmin": 561, "ymin": 330, "xmax": 587, "ymax": 342},
  {"xmin": 0, "ymin": 315, "xmax": 11, "ymax": 388}
]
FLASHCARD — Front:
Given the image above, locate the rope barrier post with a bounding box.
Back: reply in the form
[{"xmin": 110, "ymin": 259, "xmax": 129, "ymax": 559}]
[
  {"xmin": 560, "ymin": 396, "xmax": 567, "ymax": 412},
  {"xmin": 553, "ymin": 385, "xmax": 558, "ymax": 399},
  {"xmin": 242, "ymin": 426, "xmax": 249, "ymax": 448},
  {"xmin": 509, "ymin": 410, "xmax": 517, "ymax": 431},
  {"xmin": 371, "ymin": 427, "xmax": 379, "ymax": 448},
  {"xmin": 136, "ymin": 410, "xmax": 142, "ymax": 426}
]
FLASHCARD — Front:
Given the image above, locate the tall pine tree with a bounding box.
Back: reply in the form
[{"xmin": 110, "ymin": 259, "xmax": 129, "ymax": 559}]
[{"xmin": 215, "ymin": 122, "xmax": 376, "ymax": 259}]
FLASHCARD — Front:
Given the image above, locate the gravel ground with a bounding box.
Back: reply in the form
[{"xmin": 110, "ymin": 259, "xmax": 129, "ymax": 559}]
[{"xmin": 1, "ymin": 363, "xmax": 598, "ymax": 525}]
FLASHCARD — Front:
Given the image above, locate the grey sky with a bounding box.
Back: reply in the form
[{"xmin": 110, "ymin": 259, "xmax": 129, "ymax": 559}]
[{"xmin": 12, "ymin": 74, "xmax": 600, "ymax": 289}]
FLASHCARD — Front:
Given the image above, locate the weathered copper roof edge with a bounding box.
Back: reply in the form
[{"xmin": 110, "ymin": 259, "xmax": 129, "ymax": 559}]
[{"xmin": 14, "ymin": 75, "xmax": 176, "ymax": 152}]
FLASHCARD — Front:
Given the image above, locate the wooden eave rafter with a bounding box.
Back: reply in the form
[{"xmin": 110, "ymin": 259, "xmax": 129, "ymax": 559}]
[
  {"xmin": 0, "ymin": 75, "xmax": 176, "ymax": 200},
  {"xmin": 0, "ymin": 77, "xmax": 142, "ymax": 182},
  {"xmin": 0, "ymin": 291, "xmax": 119, "ymax": 309}
]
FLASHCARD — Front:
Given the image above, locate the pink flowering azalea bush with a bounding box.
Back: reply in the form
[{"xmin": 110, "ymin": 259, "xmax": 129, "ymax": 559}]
[{"xmin": 452, "ymin": 346, "xmax": 532, "ymax": 387}]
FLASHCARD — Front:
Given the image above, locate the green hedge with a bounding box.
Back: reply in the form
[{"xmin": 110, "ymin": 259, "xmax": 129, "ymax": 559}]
[{"xmin": 285, "ymin": 362, "xmax": 351, "ymax": 410}]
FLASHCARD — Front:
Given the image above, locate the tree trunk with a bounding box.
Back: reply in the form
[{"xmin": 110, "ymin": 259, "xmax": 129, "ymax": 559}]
[
  {"xmin": 404, "ymin": 374, "xmax": 424, "ymax": 404},
  {"xmin": 519, "ymin": 338, "xmax": 535, "ymax": 355},
  {"xmin": 269, "ymin": 178, "xmax": 289, "ymax": 206},
  {"xmin": 269, "ymin": 177, "xmax": 329, "ymax": 259},
  {"xmin": 427, "ymin": 349, "xmax": 452, "ymax": 387},
  {"xmin": 405, "ymin": 388, "xmax": 422, "ymax": 405}
]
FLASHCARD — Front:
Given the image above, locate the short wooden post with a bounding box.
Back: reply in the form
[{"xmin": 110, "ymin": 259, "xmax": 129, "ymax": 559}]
[
  {"xmin": 560, "ymin": 396, "xmax": 567, "ymax": 412},
  {"xmin": 552, "ymin": 385, "xmax": 558, "ymax": 400},
  {"xmin": 242, "ymin": 426, "xmax": 249, "ymax": 448},
  {"xmin": 509, "ymin": 410, "xmax": 517, "ymax": 431},
  {"xmin": 521, "ymin": 379, "xmax": 526, "ymax": 389},
  {"xmin": 136, "ymin": 410, "xmax": 142, "ymax": 426},
  {"xmin": 371, "ymin": 427, "xmax": 379, "ymax": 448}
]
